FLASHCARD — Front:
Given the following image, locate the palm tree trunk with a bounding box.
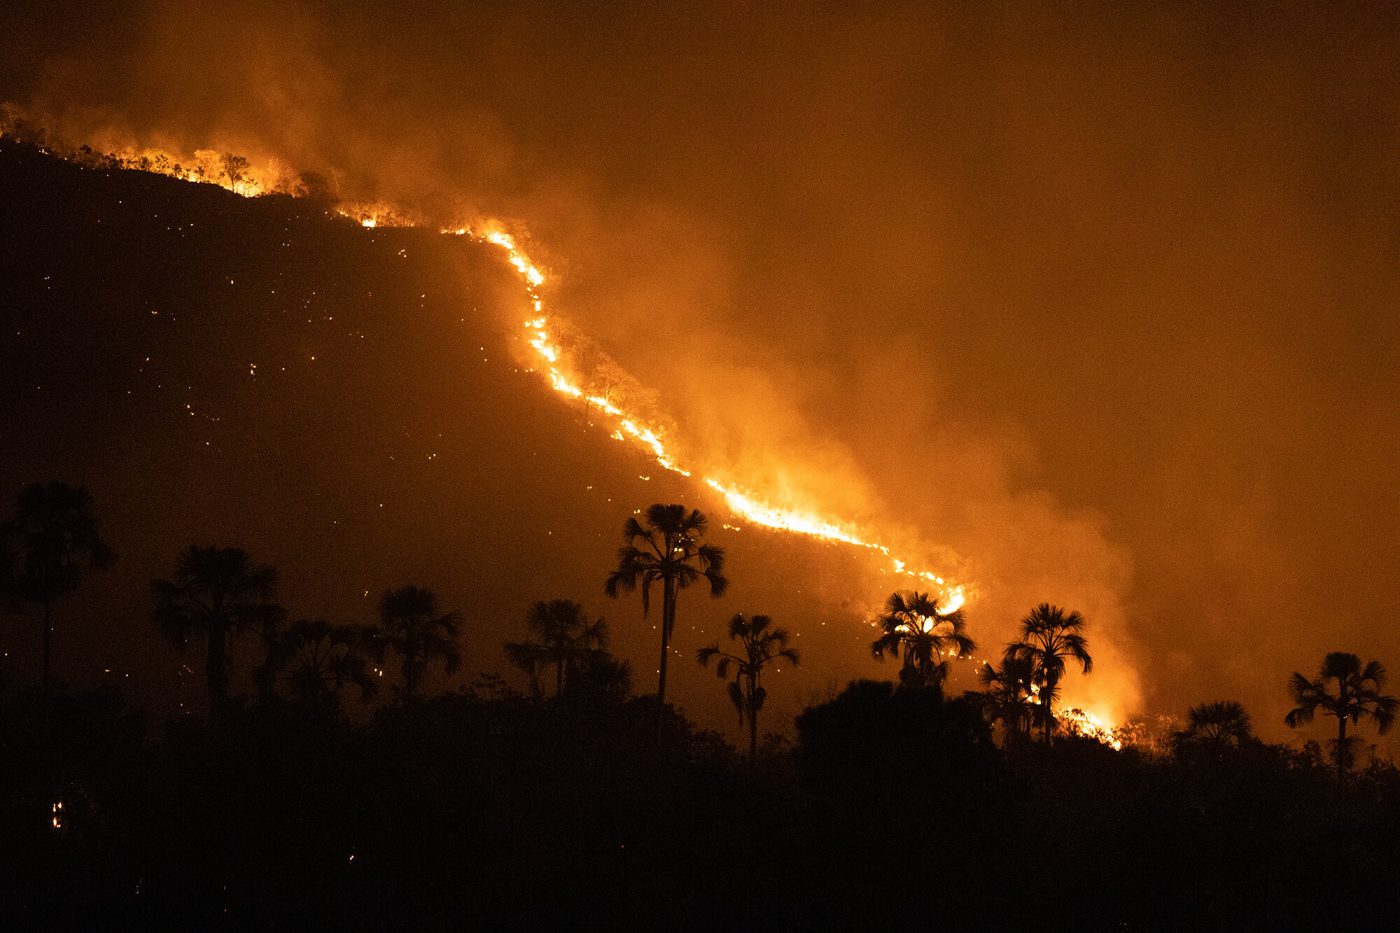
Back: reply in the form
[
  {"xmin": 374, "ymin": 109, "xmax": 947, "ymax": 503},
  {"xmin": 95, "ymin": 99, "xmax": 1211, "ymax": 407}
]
[
  {"xmin": 1337, "ymin": 716, "xmax": 1348, "ymax": 788},
  {"xmin": 207, "ymin": 628, "xmax": 228, "ymax": 724},
  {"xmin": 555, "ymin": 658, "xmax": 564, "ymax": 698},
  {"xmin": 256, "ymin": 635, "xmax": 276, "ymax": 704},
  {"xmin": 657, "ymin": 577, "xmax": 676, "ymax": 708},
  {"xmin": 654, "ymin": 577, "xmax": 678, "ymax": 747},
  {"xmin": 749, "ymin": 687, "xmax": 759, "ymax": 763},
  {"xmin": 41, "ymin": 598, "xmax": 52, "ymax": 697}
]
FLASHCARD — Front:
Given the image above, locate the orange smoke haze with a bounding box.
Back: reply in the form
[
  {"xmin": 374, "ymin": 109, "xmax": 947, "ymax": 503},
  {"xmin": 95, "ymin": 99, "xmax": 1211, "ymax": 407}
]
[{"xmin": 4, "ymin": 1, "xmax": 1399, "ymax": 739}]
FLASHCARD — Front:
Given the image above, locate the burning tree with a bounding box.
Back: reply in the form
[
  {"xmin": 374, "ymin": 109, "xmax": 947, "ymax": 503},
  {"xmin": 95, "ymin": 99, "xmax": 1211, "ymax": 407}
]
[
  {"xmin": 220, "ymin": 153, "xmax": 250, "ymax": 193},
  {"xmin": 969, "ymin": 652, "xmax": 1038, "ymax": 741},
  {"xmin": 1005, "ymin": 603, "xmax": 1093, "ymax": 743},
  {"xmin": 869, "ymin": 590, "xmax": 974, "ymax": 692}
]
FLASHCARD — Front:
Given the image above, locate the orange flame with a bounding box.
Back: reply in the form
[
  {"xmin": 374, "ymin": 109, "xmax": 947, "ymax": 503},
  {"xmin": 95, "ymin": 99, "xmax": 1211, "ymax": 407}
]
[
  {"xmin": 4, "ymin": 125, "xmax": 971, "ymax": 634},
  {"xmin": 1058, "ymin": 708, "xmax": 1124, "ymax": 750},
  {"xmin": 473, "ymin": 227, "xmax": 966, "ymax": 611}
]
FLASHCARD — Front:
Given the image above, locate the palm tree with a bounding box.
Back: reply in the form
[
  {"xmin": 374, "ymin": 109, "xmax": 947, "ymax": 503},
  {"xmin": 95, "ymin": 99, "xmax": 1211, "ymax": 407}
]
[
  {"xmin": 504, "ymin": 599, "xmax": 608, "ymax": 697},
  {"xmin": 697, "ymin": 613, "xmax": 800, "ymax": 761},
  {"xmin": 1007, "ymin": 603, "xmax": 1093, "ymax": 742},
  {"xmin": 1, "ymin": 482, "xmax": 115, "ymax": 695},
  {"xmin": 257, "ymin": 619, "xmax": 381, "ymax": 712},
  {"xmin": 378, "ymin": 585, "xmax": 462, "ymax": 704},
  {"xmin": 1286, "ymin": 652, "xmax": 1397, "ymax": 786},
  {"xmin": 969, "ymin": 653, "xmax": 1037, "ymax": 740},
  {"xmin": 870, "ymin": 590, "xmax": 975, "ymax": 691},
  {"xmin": 604, "ymin": 504, "xmax": 728, "ymax": 710},
  {"xmin": 1175, "ymin": 700, "xmax": 1254, "ymax": 751},
  {"xmin": 567, "ymin": 649, "xmax": 634, "ymax": 700},
  {"xmin": 151, "ymin": 545, "xmax": 284, "ymax": 721}
]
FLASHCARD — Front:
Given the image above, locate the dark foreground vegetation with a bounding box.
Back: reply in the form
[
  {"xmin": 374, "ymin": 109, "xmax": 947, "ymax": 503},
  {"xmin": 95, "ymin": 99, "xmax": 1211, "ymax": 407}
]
[
  {"xmin": 4, "ymin": 486, "xmax": 1399, "ymax": 929},
  {"xmin": 7, "ymin": 677, "xmax": 1400, "ymax": 930}
]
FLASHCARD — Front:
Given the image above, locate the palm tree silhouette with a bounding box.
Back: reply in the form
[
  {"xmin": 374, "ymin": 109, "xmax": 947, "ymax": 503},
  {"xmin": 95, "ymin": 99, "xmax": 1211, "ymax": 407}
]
[
  {"xmin": 1175, "ymin": 700, "xmax": 1254, "ymax": 751},
  {"xmin": 567, "ymin": 648, "xmax": 633, "ymax": 700},
  {"xmin": 697, "ymin": 613, "xmax": 800, "ymax": 761},
  {"xmin": 1, "ymin": 482, "xmax": 114, "ymax": 695},
  {"xmin": 256, "ymin": 619, "xmax": 381, "ymax": 712},
  {"xmin": 1285, "ymin": 652, "xmax": 1397, "ymax": 786},
  {"xmin": 870, "ymin": 591, "xmax": 974, "ymax": 691},
  {"xmin": 970, "ymin": 652, "xmax": 1037, "ymax": 740},
  {"xmin": 151, "ymin": 545, "xmax": 284, "ymax": 722},
  {"xmin": 378, "ymin": 585, "xmax": 462, "ymax": 704},
  {"xmin": 1007, "ymin": 603, "xmax": 1093, "ymax": 742},
  {"xmin": 604, "ymin": 504, "xmax": 728, "ymax": 710},
  {"xmin": 505, "ymin": 599, "xmax": 608, "ymax": 697}
]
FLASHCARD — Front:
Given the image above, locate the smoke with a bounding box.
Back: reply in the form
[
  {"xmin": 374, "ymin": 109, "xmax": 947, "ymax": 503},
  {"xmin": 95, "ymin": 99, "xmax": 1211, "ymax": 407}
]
[{"xmin": 5, "ymin": 1, "xmax": 1399, "ymax": 734}]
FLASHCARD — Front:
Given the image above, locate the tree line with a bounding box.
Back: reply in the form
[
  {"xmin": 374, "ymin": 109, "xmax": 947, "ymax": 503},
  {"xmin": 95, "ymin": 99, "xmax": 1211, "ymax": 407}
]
[
  {"xmin": 7, "ymin": 481, "xmax": 1400, "ymax": 927},
  {"xmin": 4, "ymin": 481, "xmax": 1392, "ymax": 778}
]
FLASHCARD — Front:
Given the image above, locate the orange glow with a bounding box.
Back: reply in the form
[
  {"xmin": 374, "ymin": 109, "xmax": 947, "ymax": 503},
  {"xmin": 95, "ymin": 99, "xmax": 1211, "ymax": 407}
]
[
  {"xmin": 9, "ymin": 126, "xmax": 970, "ymax": 632},
  {"xmin": 1059, "ymin": 708, "xmax": 1123, "ymax": 750},
  {"xmin": 477, "ymin": 228, "xmax": 966, "ymax": 610}
]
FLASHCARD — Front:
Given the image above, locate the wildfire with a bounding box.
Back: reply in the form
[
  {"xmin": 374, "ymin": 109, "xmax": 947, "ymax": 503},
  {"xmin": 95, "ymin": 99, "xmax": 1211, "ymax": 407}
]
[
  {"xmin": 1058, "ymin": 709, "xmax": 1124, "ymax": 750},
  {"xmin": 473, "ymin": 227, "xmax": 967, "ymax": 609},
  {"xmin": 1, "ymin": 121, "xmax": 970, "ymax": 628}
]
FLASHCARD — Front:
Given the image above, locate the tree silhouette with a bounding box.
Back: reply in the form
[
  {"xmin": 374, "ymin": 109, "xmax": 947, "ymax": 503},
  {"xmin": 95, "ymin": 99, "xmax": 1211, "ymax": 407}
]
[
  {"xmin": 697, "ymin": 613, "xmax": 800, "ymax": 761},
  {"xmin": 604, "ymin": 504, "xmax": 728, "ymax": 710},
  {"xmin": 504, "ymin": 599, "xmax": 608, "ymax": 698},
  {"xmin": 969, "ymin": 652, "xmax": 1037, "ymax": 741},
  {"xmin": 1006, "ymin": 603, "xmax": 1092, "ymax": 742},
  {"xmin": 869, "ymin": 590, "xmax": 974, "ymax": 691},
  {"xmin": 256, "ymin": 619, "xmax": 381, "ymax": 712},
  {"xmin": 1, "ymin": 482, "xmax": 115, "ymax": 695},
  {"xmin": 378, "ymin": 585, "xmax": 462, "ymax": 704},
  {"xmin": 220, "ymin": 153, "xmax": 250, "ymax": 193},
  {"xmin": 151, "ymin": 545, "xmax": 284, "ymax": 721},
  {"xmin": 1175, "ymin": 700, "xmax": 1254, "ymax": 751},
  {"xmin": 1285, "ymin": 652, "xmax": 1397, "ymax": 786},
  {"xmin": 565, "ymin": 648, "xmax": 633, "ymax": 700}
]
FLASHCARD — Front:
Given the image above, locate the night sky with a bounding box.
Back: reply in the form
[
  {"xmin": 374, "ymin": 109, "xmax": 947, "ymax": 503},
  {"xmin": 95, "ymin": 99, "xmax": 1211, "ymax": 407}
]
[{"xmin": 2, "ymin": 1, "xmax": 1398, "ymax": 745}]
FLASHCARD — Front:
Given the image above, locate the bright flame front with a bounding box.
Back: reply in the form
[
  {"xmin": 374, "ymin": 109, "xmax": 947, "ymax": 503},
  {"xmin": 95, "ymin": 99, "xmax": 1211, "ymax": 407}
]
[{"xmin": 473, "ymin": 227, "xmax": 967, "ymax": 611}]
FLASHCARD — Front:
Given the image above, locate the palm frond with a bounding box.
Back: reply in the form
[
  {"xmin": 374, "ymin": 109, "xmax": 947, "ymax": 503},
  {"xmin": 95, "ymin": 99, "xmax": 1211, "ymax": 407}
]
[
  {"xmin": 620, "ymin": 516, "xmax": 649, "ymax": 542},
  {"xmin": 871, "ymin": 631, "xmax": 902, "ymax": 662},
  {"xmin": 1373, "ymin": 694, "xmax": 1399, "ymax": 734}
]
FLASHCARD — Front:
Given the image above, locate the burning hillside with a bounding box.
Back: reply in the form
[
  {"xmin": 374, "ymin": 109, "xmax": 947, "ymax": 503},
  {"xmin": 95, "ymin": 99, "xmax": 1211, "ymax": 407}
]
[{"xmin": 0, "ymin": 116, "xmax": 1144, "ymax": 730}]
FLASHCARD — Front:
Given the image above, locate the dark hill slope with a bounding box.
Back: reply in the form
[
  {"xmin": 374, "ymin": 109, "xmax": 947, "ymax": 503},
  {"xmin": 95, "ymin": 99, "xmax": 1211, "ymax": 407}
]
[{"xmin": 0, "ymin": 141, "xmax": 882, "ymax": 731}]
